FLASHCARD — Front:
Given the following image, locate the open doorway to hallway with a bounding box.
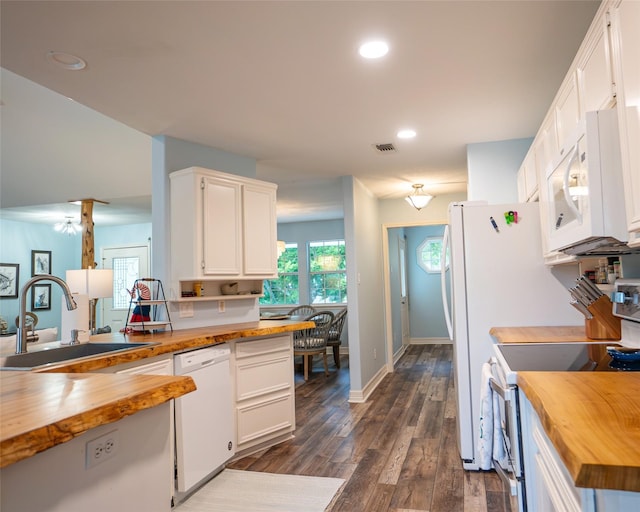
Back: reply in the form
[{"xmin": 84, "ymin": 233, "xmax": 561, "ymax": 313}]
[{"xmin": 383, "ymin": 224, "xmax": 451, "ymax": 369}]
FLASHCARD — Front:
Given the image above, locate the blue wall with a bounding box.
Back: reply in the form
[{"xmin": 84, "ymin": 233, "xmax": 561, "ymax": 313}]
[
  {"xmin": 467, "ymin": 137, "xmax": 533, "ymax": 203},
  {"xmin": 0, "ymin": 218, "xmax": 152, "ymax": 336},
  {"xmin": 405, "ymin": 225, "xmax": 449, "ymax": 340}
]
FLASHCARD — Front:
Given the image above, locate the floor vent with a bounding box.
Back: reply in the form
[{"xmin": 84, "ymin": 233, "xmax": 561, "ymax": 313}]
[{"xmin": 373, "ymin": 143, "xmax": 397, "ymax": 153}]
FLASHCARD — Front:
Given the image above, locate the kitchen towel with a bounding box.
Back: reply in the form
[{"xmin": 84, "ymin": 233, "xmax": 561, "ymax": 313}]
[
  {"xmin": 478, "ymin": 362, "xmax": 494, "ymax": 470},
  {"xmin": 478, "ymin": 361, "xmax": 507, "ymax": 470}
]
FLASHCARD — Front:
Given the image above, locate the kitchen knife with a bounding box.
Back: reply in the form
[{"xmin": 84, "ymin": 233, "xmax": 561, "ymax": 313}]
[
  {"xmin": 570, "ymin": 299, "xmax": 593, "ymax": 319},
  {"xmin": 578, "ymin": 276, "xmax": 603, "ymax": 299},
  {"xmin": 570, "ymin": 286, "xmax": 593, "ymax": 307},
  {"xmin": 576, "ymin": 281, "xmax": 600, "ymax": 302}
]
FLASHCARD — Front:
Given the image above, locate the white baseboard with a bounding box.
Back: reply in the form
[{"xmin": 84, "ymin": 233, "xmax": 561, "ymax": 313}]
[
  {"xmin": 393, "ymin": 344, "xmax": 408, "ymax": 364},
  {"xmin": 348, "ymin": 363, "xmax": 388, "ymax": 404},
  {"xmin": 409, "ymin": 337, "xmax": 452, "ymax": 345}
]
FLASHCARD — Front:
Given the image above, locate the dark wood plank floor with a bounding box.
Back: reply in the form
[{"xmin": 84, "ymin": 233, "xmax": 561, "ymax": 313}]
[{"xmin": 227, "ymin": 344, "xmax": 510, "ymax": 512}]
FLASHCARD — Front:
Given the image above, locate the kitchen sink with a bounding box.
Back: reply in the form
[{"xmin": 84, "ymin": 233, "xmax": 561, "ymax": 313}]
[{"xmin": 0, "ymin": 342, "xmax": 158, "ymax": 370}]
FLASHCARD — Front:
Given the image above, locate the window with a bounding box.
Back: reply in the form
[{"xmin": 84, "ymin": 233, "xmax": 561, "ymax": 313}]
[
  {"xmin": 309, "ymin": 240, "xmax": 347, "ymax": 304},
  {"xmin": 417, "ymin": 237, "xmax": 448, "ymax": 273},
  {"xmin": 260, "ymin": 243, "xmax": 299, "ymax": 305}
]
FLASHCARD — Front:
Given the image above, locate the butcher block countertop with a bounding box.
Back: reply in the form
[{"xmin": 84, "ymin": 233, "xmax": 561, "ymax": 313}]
[
  {"xmin": 0, "ymin": 372, "xmax": 196, "ymax": 468},
  {"xmin": 489, "ymin": 325, "xmax": 596, "ymax": 343},
  {"xmin": 14, "ymin": 319, "xmax": 314, "ymax": 373},
  {"xmin": 518, "ymin": 372, "xmax": 640, "ymax": 492},
  {"xmin": 0, "ymin": 320, "xmax": 311, "ymax": 468}
]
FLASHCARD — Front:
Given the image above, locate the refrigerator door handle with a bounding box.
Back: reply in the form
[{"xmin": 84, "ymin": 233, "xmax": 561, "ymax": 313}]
[{"xmin": 441, "ymin": 225, "xmax": 453, "ymax": 340}]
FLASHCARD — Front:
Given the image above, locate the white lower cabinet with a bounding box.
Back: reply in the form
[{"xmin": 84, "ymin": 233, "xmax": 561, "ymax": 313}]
[
  {"xmin": 230, "ymin": 334, "xmax": 295, "ymax": 456},
  {"xmin": 519, "ymin": 390, "xmax": 640, "ymax": 512},
  {"xmin": 520, "ymin": 390, "xmax": 595, "ymax": 512}
]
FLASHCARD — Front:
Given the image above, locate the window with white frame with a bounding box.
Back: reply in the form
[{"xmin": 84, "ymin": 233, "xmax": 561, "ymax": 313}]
[
  {"xmin": 260, "ymin": 243, "xmax": 299, "ymax": 305},
  {"xmin": 309, "ymin": 239, "xmax": 347, "ymax": 304},
  {"xmin": 417, "ymin": 237, "xmax": 448, "ymax": 273}
]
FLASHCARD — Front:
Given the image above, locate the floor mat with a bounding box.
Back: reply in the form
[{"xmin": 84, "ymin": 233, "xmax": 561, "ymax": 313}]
[{"xmin": 176, "ymin": 469, "xmax": 345, "ymax": 512}]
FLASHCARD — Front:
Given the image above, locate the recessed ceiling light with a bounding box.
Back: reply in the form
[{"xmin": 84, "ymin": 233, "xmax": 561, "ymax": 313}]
[
  {"xmin": 359, "ymin": 41, "xmax": 389, "ymax": 59},
  {"xmin": 46, "ymin": 51, "xmax": 86, "ymax": 70},
  {"xmin": 397, "ymin": 129, "xmax": 417, "ymax": 139}
]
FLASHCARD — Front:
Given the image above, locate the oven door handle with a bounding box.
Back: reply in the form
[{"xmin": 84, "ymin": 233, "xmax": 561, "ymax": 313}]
[
  {"xmin": 488, "ymin": 369, "xmax": 514, "ymax": 402},
  {"xmin": 493, "ymin": 460, "xmax": 519, "ymax": 496}
]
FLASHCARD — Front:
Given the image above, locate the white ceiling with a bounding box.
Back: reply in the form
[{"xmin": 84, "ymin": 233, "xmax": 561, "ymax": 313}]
[{"xmin": 0, "ymin": 0, "xmax": 601, "ymax": 225}]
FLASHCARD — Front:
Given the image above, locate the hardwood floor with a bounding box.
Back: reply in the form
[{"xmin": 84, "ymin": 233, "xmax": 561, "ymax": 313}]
[{"xmin": 227, "ymin": 344, "xmax": 510, "ymax": 512}]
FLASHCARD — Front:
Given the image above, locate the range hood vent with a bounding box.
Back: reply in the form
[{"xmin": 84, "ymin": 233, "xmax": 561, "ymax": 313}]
[
  {"xmin": 373, "ymin": 143, "xmax": 397, "ymax": 153},
  {"xmin": 560, "ymin": 236, "xmax": 640, "ymax": 256}
]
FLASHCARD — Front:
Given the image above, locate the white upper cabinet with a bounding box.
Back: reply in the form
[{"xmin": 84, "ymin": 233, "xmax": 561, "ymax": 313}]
[
  {"xmin": 554, "ymin": 73, "xmax": 581, "ymax": 155},
  {"xmin": 577, "ymin": 12, "xmax": 616, "ymax": 114},
  {"xmin": 611, "ymin": 0, "xmax": 640, "ymax": 243},
  {"xmin": 170, "ymin": 167, "xmax": 278, "ymax": 285},
  {"xmin": 516, "ymin": 149, "xmax": 539, "ymax": 202},
  {"xmin": 534, "ymin": 0, "xmax": 639, "ymax": 260}
]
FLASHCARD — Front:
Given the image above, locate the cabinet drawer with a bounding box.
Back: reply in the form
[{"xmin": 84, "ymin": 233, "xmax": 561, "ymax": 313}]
[
  {"xmin": 235, "ymin": 335, "xmax": 291, "ymax": 359},
  {"xmin": 236, "ymin": 392, "xmax": 293, "ymax": 445},
  {"xmin": 235, "ymin": 353, "xmax": 292, "ymax": 400}
]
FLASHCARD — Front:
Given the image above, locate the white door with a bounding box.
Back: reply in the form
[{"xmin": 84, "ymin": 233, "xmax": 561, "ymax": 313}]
[
  {"xmin": 101, "ymin": 245, "xmax": 150, "ymax": 332},
  {"xmin": 399, "ymin": 237, "xmax": 410, "ymax": 347}
]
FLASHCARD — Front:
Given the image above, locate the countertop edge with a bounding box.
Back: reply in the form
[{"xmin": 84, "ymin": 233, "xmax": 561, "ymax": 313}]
[
  {"xmin": 1, "ymin": 373, "xmax": 196, "ymax": 468},
  {"xmin": 518, "ymin": 372, "xmax": 640, "ymax": 493},
  {"xmin": 33, "ymin": 320, "xmax": 314, "ymax": 373}
]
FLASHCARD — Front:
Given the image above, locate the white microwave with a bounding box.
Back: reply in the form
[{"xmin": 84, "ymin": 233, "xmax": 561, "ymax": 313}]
[{"xmin": 544, "ymin": 109, "xmax": 628, "ymax": 255}]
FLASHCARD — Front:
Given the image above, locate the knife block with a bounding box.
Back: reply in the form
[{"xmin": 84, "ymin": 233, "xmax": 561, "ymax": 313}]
[{"xmin": 585, "ymin": 295, "xmax": 621, "ymax": 340}]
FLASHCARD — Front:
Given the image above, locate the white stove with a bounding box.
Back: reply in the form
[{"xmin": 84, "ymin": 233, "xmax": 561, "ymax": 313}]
[{"xmin": 612, "ymin": 278, "xmax": 640, "ymax": 348}]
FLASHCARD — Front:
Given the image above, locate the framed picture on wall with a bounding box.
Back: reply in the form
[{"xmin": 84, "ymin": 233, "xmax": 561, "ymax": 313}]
[
  {"xmin": 32, "ymin": 283, "xmax": 51, "ymax": 310},
  {"xmin": 32, "ymin": 250, "xmax": 52, "ymax": 276},
  {"xmin": 0, "ymin": 263, "xmax": 20, "ymax": 298}
]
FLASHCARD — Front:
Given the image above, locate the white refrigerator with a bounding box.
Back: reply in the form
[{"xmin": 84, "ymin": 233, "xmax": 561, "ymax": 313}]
[{"xmin": 441, "ymin": 201, "xmax": 581, "ymax": 469}]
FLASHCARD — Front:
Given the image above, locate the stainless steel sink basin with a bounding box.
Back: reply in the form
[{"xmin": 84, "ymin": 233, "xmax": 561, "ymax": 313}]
[{"xmin": 0, "ymin": 342, "xmax": 158, "ymax": 370}]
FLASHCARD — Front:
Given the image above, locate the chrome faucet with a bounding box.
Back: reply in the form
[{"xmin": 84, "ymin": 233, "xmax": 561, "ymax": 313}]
[{"xmin": 16, "ymin": 274, "xmax": 77, "ymax": 354}]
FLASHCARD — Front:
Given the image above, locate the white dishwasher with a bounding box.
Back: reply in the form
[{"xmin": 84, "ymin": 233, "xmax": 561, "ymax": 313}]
[{"xmin": 174, "ymin": 345, "xmax": 234, "ymax": 496}]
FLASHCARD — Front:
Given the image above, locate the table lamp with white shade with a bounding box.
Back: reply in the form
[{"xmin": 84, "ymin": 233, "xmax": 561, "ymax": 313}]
[{"xmin": 65, "ymin": 269, "xmax": 114, "ymax": 334}]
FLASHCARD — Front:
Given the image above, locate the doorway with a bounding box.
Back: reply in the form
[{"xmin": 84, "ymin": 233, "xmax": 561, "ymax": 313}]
[
  {"xmin": 100, "ymin": 244, "xmax": 150, "ymax": 332},
  {"xmin": 383, "ymin": 222, "xmax": 449, "ymax": 371}
]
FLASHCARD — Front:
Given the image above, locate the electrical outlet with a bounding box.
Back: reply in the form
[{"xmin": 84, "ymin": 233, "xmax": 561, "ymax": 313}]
[
  {"xmin": 86, "ymin": 429, "xmax": 119, "ymax": 469},
  {"xmin": 373, "ymin": 348, "xmax": 377, "ymax": 360},
  {"xmin": 179, "ymin": 302, "xmax": 194, "ymax": 318},
  {"xmin": 218, "ymin": 300, "xmax": 225, "ymax": 313}
]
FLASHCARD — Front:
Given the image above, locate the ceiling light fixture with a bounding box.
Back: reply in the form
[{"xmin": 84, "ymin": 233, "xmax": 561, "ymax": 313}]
[
  {"xmin": 405, "ymin": 184, "xmax": 433, "ymax": 211},
  {"xmin": 54, "ymin": 217, "xmax": 82, "ymax": 236},
  {"xmin": 397, "ymin": 129, "xmax": 417, "ymax": 139},
  {"xmin": 46, "ymin": 51, "xmax": 86, "ymax": 71},
  {"xmin": 359, "ymin": 41, "xmax": 389, "ymax": 59}
]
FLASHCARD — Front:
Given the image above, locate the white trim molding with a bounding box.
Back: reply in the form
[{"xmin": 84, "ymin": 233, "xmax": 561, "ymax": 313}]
[
  {"xmin": 409, "ymin": 337, "xmax": 452, "ymax": 345},
  {"xmin": 348, "ymin": 364, "xmax": 388, "ymax": 404}
]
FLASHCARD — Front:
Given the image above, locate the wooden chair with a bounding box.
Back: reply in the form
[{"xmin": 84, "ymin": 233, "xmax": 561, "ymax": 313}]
[
  {"xmin": 327, "ymin": 308, "xmax": 347, "ymax": 368},
  {"xmin": 287, "ymin": 305, "xmax": 316, "ymax": 318},
  {"xmin": 293, "ymin": 311, "xmax": 334, "ymax": 381}
]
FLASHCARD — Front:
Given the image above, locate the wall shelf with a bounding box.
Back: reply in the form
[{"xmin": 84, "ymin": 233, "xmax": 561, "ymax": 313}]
[{"xmin": 170, "ymin": 294, "xmax": 263, "ymax": 303}]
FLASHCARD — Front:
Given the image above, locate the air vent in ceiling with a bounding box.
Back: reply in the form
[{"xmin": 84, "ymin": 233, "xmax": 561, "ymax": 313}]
[{"xmin": 373, "ymin": 143, "xmax": 397, "ymax": 153}]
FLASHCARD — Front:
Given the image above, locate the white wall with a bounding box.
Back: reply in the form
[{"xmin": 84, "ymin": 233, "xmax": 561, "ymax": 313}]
[{"xmin": 467, "ymin": 137, "xmax": 533, "ymax": 203}]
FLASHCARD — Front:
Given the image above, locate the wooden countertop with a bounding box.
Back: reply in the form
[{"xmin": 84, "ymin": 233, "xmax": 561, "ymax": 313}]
[
  {"xmin": 19, "ymin": 319, "xmax": 313, "ymax": 373},
  {"xmin": 0, "ymin": 319, "xmax": 311, "ymax": 468},
  {"xmin": 490, "ymin": 325, "xmax": 595, "ymax": 343},
  {"xmin": 0, "ymin": 372, "xmax": 196, "ymax": 468},
  {"xmin": 518, "ymin": 372, "xmax": 640, "ymax": 492}
]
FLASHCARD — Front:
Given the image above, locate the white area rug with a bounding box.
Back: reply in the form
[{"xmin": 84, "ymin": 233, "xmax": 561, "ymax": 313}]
[{"xmin": 176, "ymin": 469, "xmax": 345, "ymax": 512}]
